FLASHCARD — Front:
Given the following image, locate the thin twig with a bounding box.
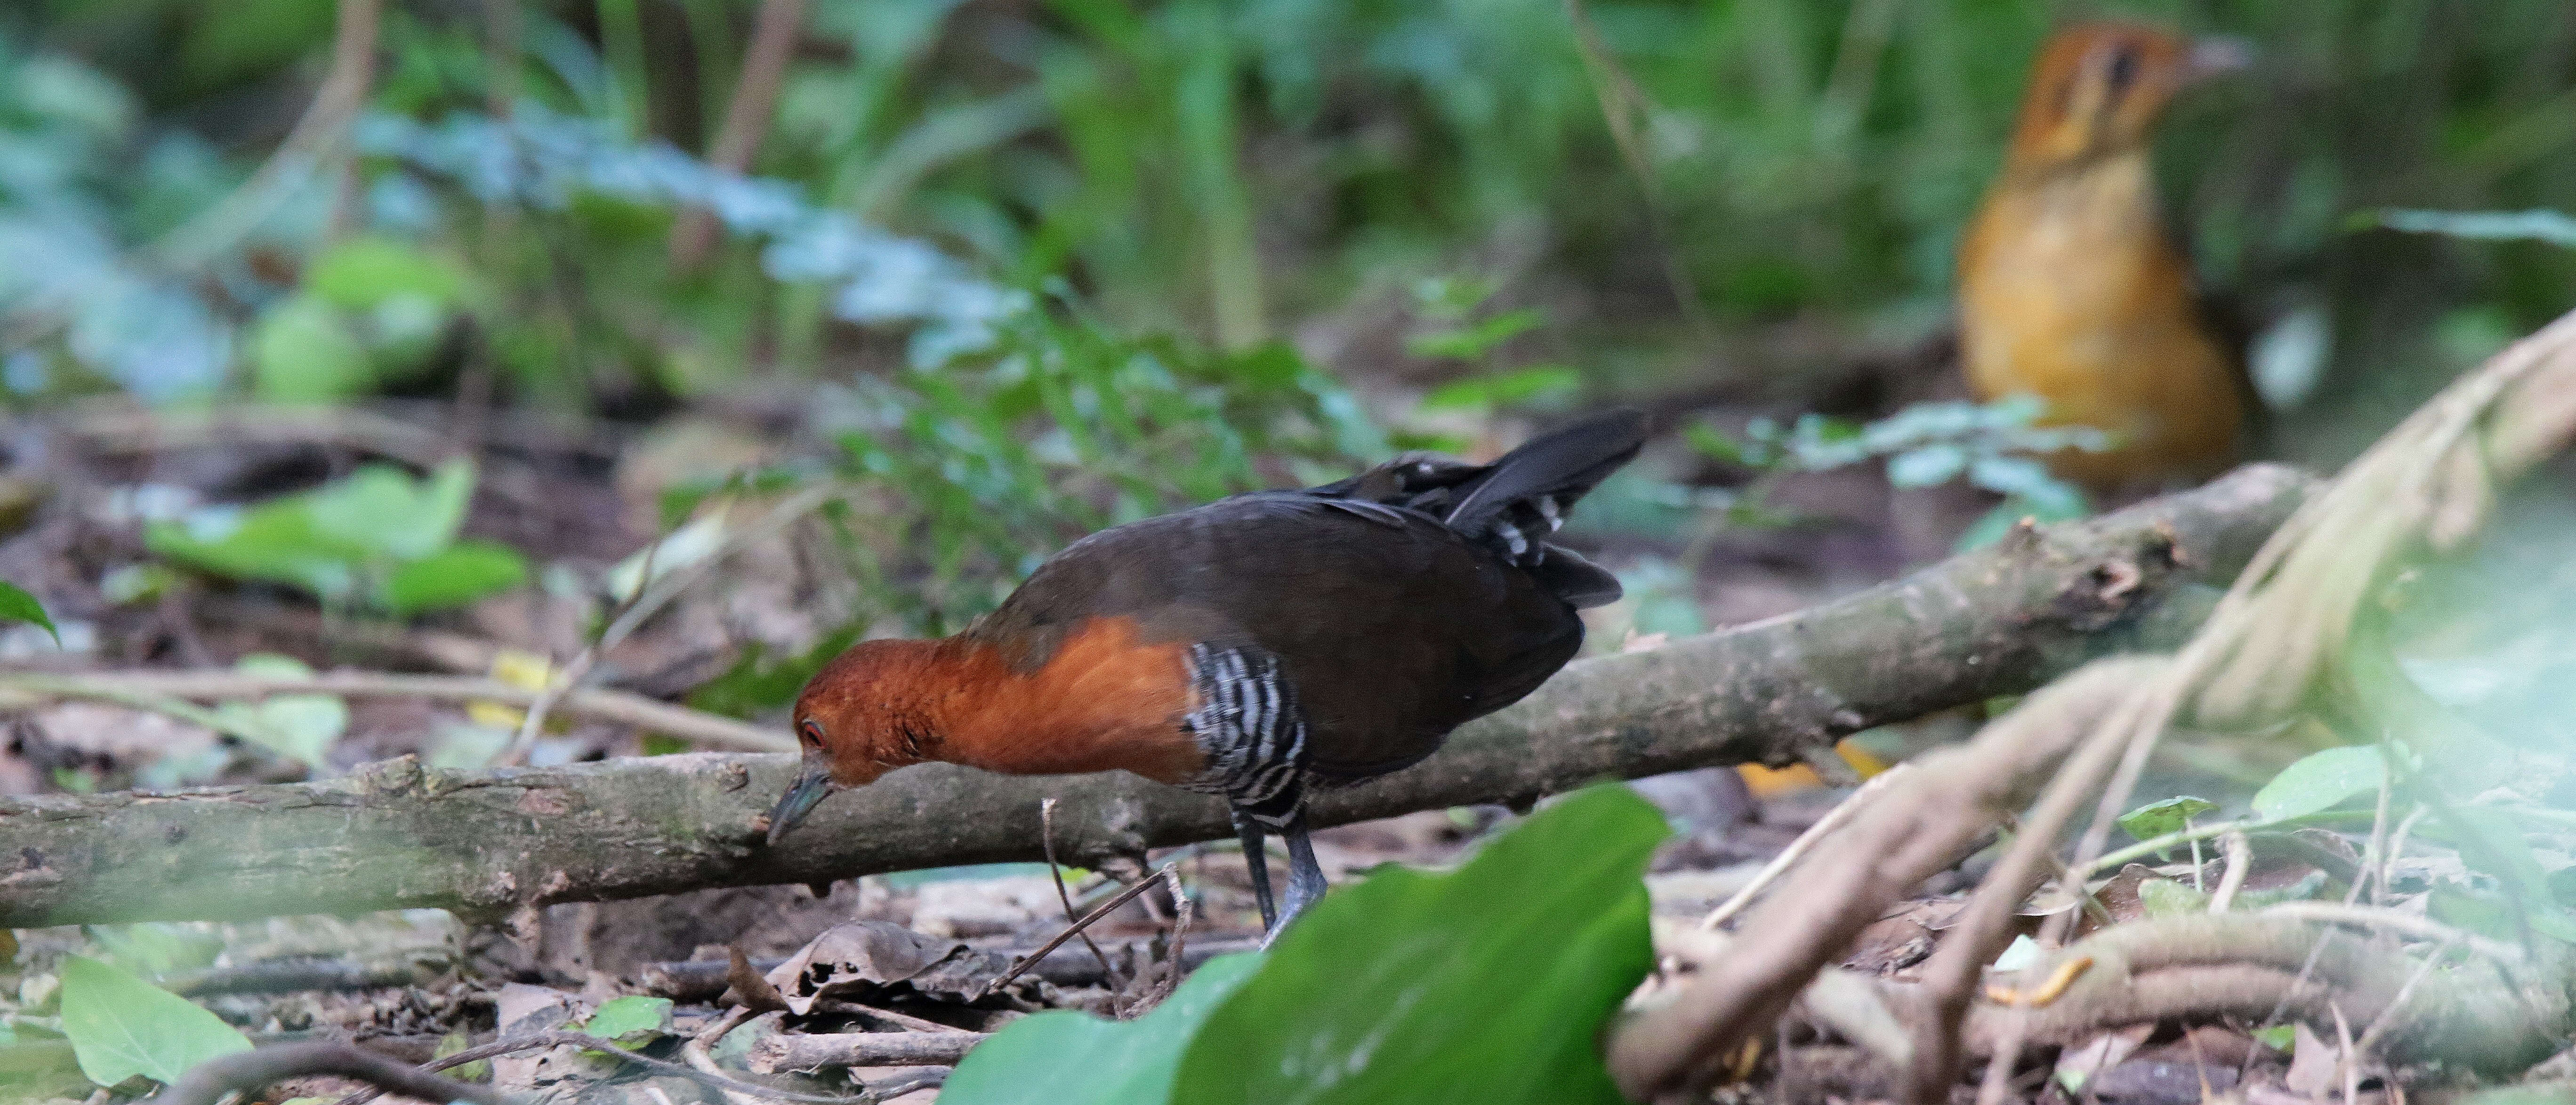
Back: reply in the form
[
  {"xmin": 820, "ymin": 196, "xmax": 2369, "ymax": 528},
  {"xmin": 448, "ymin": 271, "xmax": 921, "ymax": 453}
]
[
  {"xmin": 814, "ymin": 1000, "xmax": 958, "ymax": 1034},
  {"xmin": 974, "ymin": 864, "xmax": 1174, "ymax": 1000},
  {"xmin": 2382, "ymin": 805, "xmax": 2429, "ymax": 907},
  {"xmin": 600, "ymin": 482, "xmax": 845, "ymax": 654},
  {"xmin": 499, "ymin": 522, "xmax": 665, "ymax": 766},
  {"xmin": 2207, "ymin": 831, "xmax": 2252, "ymax": 912},
  {"xmin": 330, "ymin": 1027, "xmax": 873, "ymax": 1105},
  {"xmin": 669, "ymin": 0, "xmax": 808, "ymax": 270},
  {"xmin": 2353, "ymin": 934, "xmax": 2463, "ymax": 1057},
  {"xmin": 1041, "ymin": 798, "xmax": 1120, "ymax": 995},
  {"xmin": 2259, "ymin": 902, "xmax": 2520, "ymax": 964},
  {"xmin": 2333, "ymin": 1001, "xmax": 2360, "ymax": 1105},
  {"xmin": 2351, "ymin": 763, "xmax": 2396, "ymax": 906},
  {"xmin": 152, "ymin": 0, "xmax": 382, "ymax": 272},
  {"xmin": 690, "ymin": 1007, "xmax": 772, "ymax": 1105},
  {"xmin": 0, "ymin": 669, "xmax": 792, "ymax": 752},
  {"xmin": 1701, "ymin": 762, "xmax": 1911, "ymax": 930}
]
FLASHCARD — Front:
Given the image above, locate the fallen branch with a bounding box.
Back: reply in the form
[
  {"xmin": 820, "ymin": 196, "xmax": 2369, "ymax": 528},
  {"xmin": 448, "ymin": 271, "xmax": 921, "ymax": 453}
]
[
  {"xmin": 0, "ymin": 669, "xmax": 793, "ymax": 753},
  {"xmin": 331, "ymin": 1029, "xmax": 873, "ymax": 1105},
  {"xmin": 748, "ymin": 1031, "xmax": 990, "ymax": 1073},
  {"xmin": 0, "ymin": 465, "xmax": 2311, "ymax": 927},
  {"xmin": 642, "ymin": 938, "xmax": 1266, "ymax": 1001},
  {"xmin": 147, "ymin": 1041, "xmax": 504, "ymax": 1105}
]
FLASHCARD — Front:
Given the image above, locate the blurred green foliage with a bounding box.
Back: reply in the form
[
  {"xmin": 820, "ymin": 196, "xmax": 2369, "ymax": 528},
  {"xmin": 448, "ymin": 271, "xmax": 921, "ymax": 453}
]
[
  {"xmin": 144, "ymin": 459, "xmax": 528, "ymax": 617},
  {"xmin": 943, "ymin": 782, "xmax": 1666, "ymax": 1105},
  {"xmin": 4, "ymin": 0, "xmax": 2576, "ymax": 634},
  {"xmin": 6, "ymin": 0, "xmax": 2575, "ymax": 415}
]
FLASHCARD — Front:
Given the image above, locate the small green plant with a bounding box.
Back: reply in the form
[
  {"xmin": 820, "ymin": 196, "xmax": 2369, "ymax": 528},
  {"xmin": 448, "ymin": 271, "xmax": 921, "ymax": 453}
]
[
  {"xmin": 0, "ymin": 581, "xmax": 56, "ymax": 643},
  {"xmin": 579, "ymin": 996, "xmax": 674, "ymax": 1050},
  {"xmin": 1688, "ymin": 395, "xmax": 2107, "ymax": 545},
  {"xmin": 667, "ymin": 302, "xmax": 1377, "ymax": 645},
  {"xmin": 145, "ymin": 459, "xmax": 527, "ymax": 618},
  {"xmin": 57, "ymin": 955, "xmax": 251, "ymax": 1089},
  {"xmin": 941, "ymin": 782, "xmax": 1668, "ymax": 1104},
  {"xmin": 249, "ymin": 235, "xmax": 478, "ymax": 403}
]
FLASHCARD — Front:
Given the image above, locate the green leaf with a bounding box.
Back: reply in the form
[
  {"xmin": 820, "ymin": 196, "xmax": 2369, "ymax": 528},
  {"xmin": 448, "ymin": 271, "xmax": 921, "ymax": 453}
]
[
  {"xmin": 0, "ymin": 581, "xmax": 57, "ymax": 644},
  {"xmin": 380, "ymin": 541, "xmax": 527, "ymax": 617},
  {"xmin": 941, "ymin": 953, "xmax": 1264, "ymax": 1105},
  {"xmin": 2375, "ymin": 208, "xmax": 2576, "ymax": 248},
  {"xmin": 1170, "ymin": 783, "xmax": 1666, "ymax": 1105},
  {"xmin": 2138, "ymin": 878, "xmax": 2212, "ymax": 917},
  {"xmin": 433, "ymin": 1030, "xmax": 489, "ymax": 1082},
  {"xmin": 2119, "ymin": 797, "xmax": 2217, "ymax": 842},
  {"xmin": 306, "ymin": 235, "xmax": 470, "ymax": 310},
  {"xmin": 2251, "ymin": 746, "xmax": 2385, "ymax": 823},
  {"xmin": 1406, "ymin": 307, "xmax": 1545, "ymax": 360},
  {"xmin": 308, "ymin": 460, "xmax": 475, "ymax": 562},
  {"xmin": 580, "ymin": 996, "xmax": 674, "ymax": 1048},
  {"xmin": 1684, "ymin": 423, "xmax": 1759, "ymax": 467},
  {"xmin": 148, "ymin": 503, "xmax": 365, "ymax": 602},
  {"xmin": 58, "ymin": 955, "xmax": 251, "ymax": 1086},
  {"xmin": 250, "ymin": 294, "xmax": 374, "ymax": 403},
  {"xmin": 1417, "ymin": 366, "xmax": 1582, "ymax": 413},
  {"xmin": 2253, "ymin": 1025, "xmax": 2295, "ymax": 1051}
]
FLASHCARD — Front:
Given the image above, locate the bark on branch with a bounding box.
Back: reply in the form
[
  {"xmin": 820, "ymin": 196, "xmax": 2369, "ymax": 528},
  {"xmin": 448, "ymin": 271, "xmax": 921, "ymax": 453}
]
[{"xmin": 0, "ymin": 465, "xmax": 2314, "ymax": 927}]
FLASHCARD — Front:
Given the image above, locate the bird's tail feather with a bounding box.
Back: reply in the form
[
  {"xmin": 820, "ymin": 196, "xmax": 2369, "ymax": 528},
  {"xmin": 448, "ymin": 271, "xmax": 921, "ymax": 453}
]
[{"xmin": 1442, "ymin": 409, "xmax": 1646, "ymax": 570}]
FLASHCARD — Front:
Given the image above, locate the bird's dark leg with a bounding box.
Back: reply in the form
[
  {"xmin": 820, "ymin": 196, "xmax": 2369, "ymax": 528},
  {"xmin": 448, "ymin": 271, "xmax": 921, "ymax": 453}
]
[
  {"xmin": 1232, "ymin": 809, "xmax": 1278, "ymax": 933},
  {"xmin": 1270, "ymin": 808, "xmax": 1328, "ymax": 944}
]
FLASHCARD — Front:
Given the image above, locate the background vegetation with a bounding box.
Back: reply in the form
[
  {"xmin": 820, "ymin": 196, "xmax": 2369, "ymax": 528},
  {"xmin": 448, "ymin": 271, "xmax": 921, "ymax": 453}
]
[{"xmin": 5, "ymin": 0, "xmax": 2576, "ymax": 1101}]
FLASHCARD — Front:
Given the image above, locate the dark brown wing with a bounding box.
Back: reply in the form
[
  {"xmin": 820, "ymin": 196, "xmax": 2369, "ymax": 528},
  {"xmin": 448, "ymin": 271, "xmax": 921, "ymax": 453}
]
[{"xmin": 971, "ymin": 493, "xmax": 1585, "ymax": 781}]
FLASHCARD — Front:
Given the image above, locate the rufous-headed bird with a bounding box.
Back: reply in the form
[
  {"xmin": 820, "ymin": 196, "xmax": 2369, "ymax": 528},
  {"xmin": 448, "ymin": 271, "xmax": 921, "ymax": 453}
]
[
  {"xmin": 765, "ymin": 410, "xmax": 1648, "ymax": 939},
  {"xmin": 1958, "ymin": 22, "xmax": 2254, "ymax": 491}
]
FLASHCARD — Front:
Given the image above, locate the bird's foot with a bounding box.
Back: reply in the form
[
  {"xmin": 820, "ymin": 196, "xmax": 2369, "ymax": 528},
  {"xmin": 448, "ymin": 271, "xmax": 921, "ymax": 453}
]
[
  {"xmin": 1232, "ymin": 811, "xmax": 1279, "ymax": 933},
  {"xmin": 1260, "ymin": 824, "xmax": 1329, "ymax": 948}
]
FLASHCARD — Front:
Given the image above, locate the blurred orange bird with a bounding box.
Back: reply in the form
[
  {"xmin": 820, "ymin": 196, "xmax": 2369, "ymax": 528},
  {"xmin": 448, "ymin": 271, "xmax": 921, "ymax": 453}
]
[{"xmin": 1957, "ymin": 22, "xmax": 2253, "ymax": 490}]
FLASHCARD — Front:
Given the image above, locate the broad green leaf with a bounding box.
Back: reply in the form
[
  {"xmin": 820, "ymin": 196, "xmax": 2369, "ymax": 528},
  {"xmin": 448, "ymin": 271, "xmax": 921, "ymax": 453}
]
[
  {"xmin": 0, "ymin": 581, "xmax": 56, "ymax": 644},
  {"xmin": 2253, "ymin": 1025, "xmax": 2295, "ymax": 1051},
  {"xmin": 250, "ymin": 294, "xmax": 372, "ymax": 403},
  {"xmin": 1169, "ymin": 784, "xmax": 1667, "ymax": 1105},
  {"xmin": 307, "ymin": 460, "xmax": 475, "ymax": 562},
  {"xmin": 306, "ymin": 235, "xmax": 469, "ymax": 310},
  {"xmin": 380, "ymin": 540, "xmax": 527, "ymax": 617},
  {"xmin": 941, "ymin": 953, "xmax": 1264, "ymax": 1105},
  {"xmin": 581, "ymin": 996, "xmax": 674, "ymax": 1048},
  {"xmin": 147, "ymin": 503, "xmax": 365, "ymax": 602},
  {"xmin": 2118, "ymin": 797, "xmax": 2217, "ymax": 842},
  {"xmin": 58, "ymin": 955, "xmax": 250, "ymax": 1086},
  {"xmin": 2251, "ymin": 746, "xmax": 2385, "ymax": 823}
]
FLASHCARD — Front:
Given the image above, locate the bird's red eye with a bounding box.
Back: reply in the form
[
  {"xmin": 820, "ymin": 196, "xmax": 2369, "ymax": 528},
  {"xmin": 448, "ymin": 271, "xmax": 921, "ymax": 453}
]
[{"xmin": 799, "ymin": 719, "xmax": 825, "ymax": 749}]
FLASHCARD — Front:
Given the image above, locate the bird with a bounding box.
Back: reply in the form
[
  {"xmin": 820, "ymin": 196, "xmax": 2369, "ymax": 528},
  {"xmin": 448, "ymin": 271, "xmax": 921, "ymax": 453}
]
[
  {"xmin": 1956, "ymin": 21, "xmax": 2255, "ymax": 492},
  {"xmin": 762, "ymin": 410, "xmax": 1649, "ymax": 939}
]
